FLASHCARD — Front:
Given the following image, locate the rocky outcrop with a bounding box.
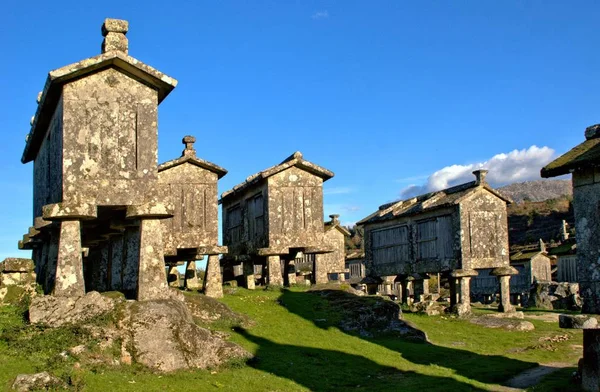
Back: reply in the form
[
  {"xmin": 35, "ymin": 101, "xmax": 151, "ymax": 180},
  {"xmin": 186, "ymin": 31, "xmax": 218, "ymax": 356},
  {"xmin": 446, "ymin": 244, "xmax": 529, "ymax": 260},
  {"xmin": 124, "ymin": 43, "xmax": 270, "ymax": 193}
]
[
  {"xmin": 409, "ymin": 300, "xmax": 447, "ymax": 316},
  {"xmin": 528, "ymin": 281, "xmax": 581, "ymax": 310},
  {"xmin": 28, "ymin": 292, "xmax": 252, "ymax": 373},
  {"xmin": 184, "ymin": 293, "xmax": 252, "ymax": 326},
  {"xmin": 29, "ymin": 291, "xmax": 117, "ymax": 327},
  {"xmin": 122, "ymin": 299, "xmax": 251, "ymax": 372},
  {"xmin": 11, "ymin": 372, "xmax": 64, "ymax": 391},
  {"xmin": 559, "ymin": 314, "xmax": 598, "ymax": 329},
  {"xmin": 470, "ymin": 315, "xmax": 535, "ymax": 331}
]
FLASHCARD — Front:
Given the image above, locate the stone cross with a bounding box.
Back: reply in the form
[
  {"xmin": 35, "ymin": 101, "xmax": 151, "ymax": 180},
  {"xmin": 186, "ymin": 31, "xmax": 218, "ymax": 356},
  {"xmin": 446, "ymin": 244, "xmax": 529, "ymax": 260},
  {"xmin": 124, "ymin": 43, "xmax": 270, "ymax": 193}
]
[
  {"xmin": 102, "ymin": 18, "xmax": 129, "ymax": 54},
  {"xmin": 182, "ymin": 135, "xmax": 197, "ymax": 157}
]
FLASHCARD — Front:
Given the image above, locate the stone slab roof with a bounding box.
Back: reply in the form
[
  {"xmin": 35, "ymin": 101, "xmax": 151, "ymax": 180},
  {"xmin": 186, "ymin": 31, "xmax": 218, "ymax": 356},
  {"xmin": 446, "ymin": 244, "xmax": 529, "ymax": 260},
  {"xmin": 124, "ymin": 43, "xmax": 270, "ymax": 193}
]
[
  {"xmin": 541, "ymin": 124, "xmax": 600, "ymax": 178},
  {"xmin": 220, "ymin": 151, "xmax": 334, "ymax": 202},
  {"xmin": 324, "ymin": 221, "xmax": 351, "ymax": 236},
  {"xmin": 356, "ymin": 178, "xmax": 510, "ymax": 226},
  {"xmin": 22, "ymin": 51, "xmax": 178, "ymax": 163},
  {"xmin": 158, "ymin": 155, "xmax": 227, "ymax": 178}
]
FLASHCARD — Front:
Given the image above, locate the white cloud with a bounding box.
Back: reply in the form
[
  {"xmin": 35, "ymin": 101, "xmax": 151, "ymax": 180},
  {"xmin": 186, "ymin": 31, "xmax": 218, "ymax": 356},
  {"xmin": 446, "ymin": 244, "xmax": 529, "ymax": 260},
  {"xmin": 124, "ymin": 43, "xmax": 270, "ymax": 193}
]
[
  {"xmin": 323, "ymin": 186, "xmax": 353, "ymax": 195},
  {"xmin": 311, "ymin": 11, "xmax": 329, "ymax": 19},
  {"xmin": 400, "ymin": 145, "xmax": 557, "ymax": 198}
]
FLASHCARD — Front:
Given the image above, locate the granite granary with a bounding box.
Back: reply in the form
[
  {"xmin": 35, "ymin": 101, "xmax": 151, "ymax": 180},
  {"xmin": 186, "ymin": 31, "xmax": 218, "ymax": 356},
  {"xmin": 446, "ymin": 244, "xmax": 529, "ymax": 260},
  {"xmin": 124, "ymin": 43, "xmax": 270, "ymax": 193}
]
[
  {"xmin": 220, "ymin": 152, "xmax": 335, "ymax": 287},
  {"xmin": 357, "ymin": 170, "xmax": 515, "ymax": 316},
  {"xmin": 18, "ymin": 18, "xmax": 178, "ymax": 301},
  {"xmin": 158, "ymin": 136, "xmax": 228, "ymax": 297}
]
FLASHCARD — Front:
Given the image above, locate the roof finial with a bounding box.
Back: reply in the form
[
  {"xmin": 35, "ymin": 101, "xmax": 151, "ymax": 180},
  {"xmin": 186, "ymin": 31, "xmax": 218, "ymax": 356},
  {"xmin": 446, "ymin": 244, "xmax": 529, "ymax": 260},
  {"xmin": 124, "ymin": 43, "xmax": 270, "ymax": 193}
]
[
  {"xmin": 329, "ymin": 214, "xmax": 340, "ymax": 225},
  {"xmin": 182, "ymin": 135, "xmax": 196, "ymax": 157},
  {"xmin": 473, "ymin": 169, "xmax": 488, "ymax": 186},
  {"xmin": 101, "ymin": 18, "xmax": 129, "ymax": 54}
]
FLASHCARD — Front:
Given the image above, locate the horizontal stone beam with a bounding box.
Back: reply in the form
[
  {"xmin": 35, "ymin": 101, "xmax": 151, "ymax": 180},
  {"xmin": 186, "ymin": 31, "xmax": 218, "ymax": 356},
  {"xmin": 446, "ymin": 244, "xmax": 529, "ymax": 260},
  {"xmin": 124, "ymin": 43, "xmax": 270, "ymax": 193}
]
[
  {"xmin": 126, "ymin": 202, "xmax": 173, "ymax": 219},
  {"xmin": 42, "ymin": 203, "xmax": 97, "ymax": 221}
]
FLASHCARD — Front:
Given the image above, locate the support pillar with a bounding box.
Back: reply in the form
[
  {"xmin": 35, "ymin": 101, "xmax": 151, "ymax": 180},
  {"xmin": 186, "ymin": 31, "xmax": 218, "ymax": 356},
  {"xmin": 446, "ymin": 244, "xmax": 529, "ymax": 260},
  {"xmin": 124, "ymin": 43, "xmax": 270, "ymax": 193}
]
[
  {"xmin": 401, "ymin": 278, "xmax": 411, "ymax": 305},
  {"xmin": 204, "ymin": 255, "xmax": 223, "ymax": 298},
  {"xmin": 185, "ymin": 260, "xmax": 201, "ymax": 290},
  {"xmin": 109, "ymin": 235, "xmax": 124, "ymax": 291},
  {"xmin": 267, "ymin": 255, "xmax": 284, "ymax": 286},
  {"xmin": 450, "ymin": 269, "xmax": 478, "ymax": 317},
  {"xmin": 168, "ymin": 266, "xmax": 180, "ymax": 288},
  {"xmin": 313, "ymin": 254, "xmax": 328, "ymax": 284},
  {"xmin": 243, "ymin": 260, "xmax": 256, "ymax": 290},
  {"xmin": 53, "ymin": 220, "xmax": 85, "ymax": 297},
  {"xmin": 286, "ymin": 259, "xmax": 296, "ymax": 286},
  {"xmin": 491, "ymin": 266, "xmax": 518, "ymax": 313},
  {"xmin": 137, "ymin": 219, "xmax": 169, "ymax": 301}
]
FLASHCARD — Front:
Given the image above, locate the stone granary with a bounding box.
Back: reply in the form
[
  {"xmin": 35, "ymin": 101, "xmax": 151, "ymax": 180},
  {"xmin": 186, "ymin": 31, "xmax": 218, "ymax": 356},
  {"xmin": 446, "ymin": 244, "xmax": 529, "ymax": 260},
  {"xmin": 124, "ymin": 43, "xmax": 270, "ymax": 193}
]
[
  {"xmin": 471, "ymin": 240, "xmax": 552, "ymax": 306},
  {"xmin": 291, "ymin": 214, "xmax": 350, "ymax": 283},
  {"xmin": 158, "ymin": 136, "xmax": 228, "ymax": 297},
  {"xmin": 357, "ymin": 170, "xmax": 515, "ymax": 316},
  {"xmin": 220, "ymin": 152, "xmax": 335, "ymax": 287},
  {"xmin": 542, "ymin": 123, "xmax": 600, "ymax": 314},
  {"xmin": 18, "ymin": 19, "xmax": 179, "ymax": 301}
]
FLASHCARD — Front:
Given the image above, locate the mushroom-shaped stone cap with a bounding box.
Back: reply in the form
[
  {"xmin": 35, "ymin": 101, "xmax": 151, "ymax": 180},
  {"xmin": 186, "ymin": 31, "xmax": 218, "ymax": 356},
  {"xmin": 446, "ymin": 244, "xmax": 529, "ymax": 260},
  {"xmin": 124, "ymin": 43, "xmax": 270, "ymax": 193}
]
[
  {"xmin": 183, "ymin": 135, "xmax": 196, "ymax": 144},
  {"xmin": 102, "ymin": 18, "xmax": 129, "ymax": 36},
  {"xmin": 450, "ymin": 269, "xmax": 479, "ymax": 278},
  {"xmin": 491, "ymin": 266, "xmax": 519, "ymax": 276}
]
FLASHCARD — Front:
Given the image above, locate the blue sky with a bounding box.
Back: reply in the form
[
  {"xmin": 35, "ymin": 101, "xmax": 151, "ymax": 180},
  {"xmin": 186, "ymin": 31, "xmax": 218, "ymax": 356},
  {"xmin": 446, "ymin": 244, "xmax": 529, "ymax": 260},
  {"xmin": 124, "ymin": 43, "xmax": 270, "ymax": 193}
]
[{"xmin": 1, "ymin": 1, "xmax": 598, "ymax": 260}]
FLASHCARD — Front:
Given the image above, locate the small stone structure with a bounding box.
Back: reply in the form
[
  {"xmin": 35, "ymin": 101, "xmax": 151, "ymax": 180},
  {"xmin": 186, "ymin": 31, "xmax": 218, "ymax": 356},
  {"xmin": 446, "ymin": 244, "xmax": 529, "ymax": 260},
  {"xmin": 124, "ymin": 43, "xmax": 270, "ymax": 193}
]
[
  {"xmin": 542, "ymin": 124, "xmax": 600, "ymax": 314},
  {"xmin": 345, "ymin": 251, "xmax": 366, "ymax": 284},
  {"xmin": 220, "ymin": 152, "xmax": 335, "ymax": 287},
  {"xmin": 18, "ymin": 19, "xmax": 178, "ymax": 301},
  {"xmin": 472, "ymin": 240, "xmax": 552, "ymax": 306},
  {"xmin": 357, "ymin": 170, "xmax": 514, "ymax": 316},
  {"xmin": 158, "ymin": 136, "xmax": 228, "ymax": 297},
  {"xmin": 0, "ymin": 258, "xmax": 36, "ymax": 302}
]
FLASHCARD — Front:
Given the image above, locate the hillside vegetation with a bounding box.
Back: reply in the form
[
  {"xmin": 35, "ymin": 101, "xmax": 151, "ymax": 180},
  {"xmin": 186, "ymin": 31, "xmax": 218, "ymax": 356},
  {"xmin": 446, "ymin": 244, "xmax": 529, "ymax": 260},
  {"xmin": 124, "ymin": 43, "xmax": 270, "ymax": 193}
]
[{"xmin": 0, "ymin": 287, "xmax": 584, "ymax": 391}]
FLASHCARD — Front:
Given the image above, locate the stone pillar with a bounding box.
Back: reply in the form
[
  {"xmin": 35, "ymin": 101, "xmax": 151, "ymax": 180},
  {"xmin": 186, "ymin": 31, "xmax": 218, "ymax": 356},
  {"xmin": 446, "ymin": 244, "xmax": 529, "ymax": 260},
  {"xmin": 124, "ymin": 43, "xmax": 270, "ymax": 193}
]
[
  {"xmin": 243, "ymin": 260, "xmax": 256, "ymax": 290},
  {"xmin": 53, "ymin": 220, "xmax": 85, "ymax": 297},
  {"xmin": 204, "ymin": 255, "xmax": 223, "ymax": 298},
  {"xmin": 492, "ymin": 266, "xmax": 519, "ymax": 313},
  {"xmin": 137, "ymin": 219, "xmax": 169, "ymax": 301},
  {"xmin": 168, "ymin": 266, "xmax": 180, "ymax": 288},
  {"xmin": 122, "ymin": 224, "xmax": 140, "ymax": 297},
  {"xmin": 449, "ymin": 277, "xmax": 458, "ymax": 309},
  {"xmin": 338, "ymin": 271, "xmax": 346, "ymax": 283},
  {"xmin": 450, "ymin": 269, "xmax": 478, "ymax": 317},
  {"xmin": 185, "ymin": 260, "xmax": 201, "ymax": 290},
  {"xmin": 267, "ymin": 255, "xmax": 284, "ymax": 286},
  {"xmin": 109, "ymin": 235, "xmax": 124, "ymax": 291},
  {"xmin": 422, "ymin": 277, "xmax": 430, "ymax": 295},
  {"xmin": 401, "ymin": 278, "xmax": 410, "ymax": 305},
  {"xmin": 313, "ymin": 254, "xmax": 328, "ymax": 284},
  {"xmin": 286, "ymin": 259, "xmax": 296, "ymax": 286}
]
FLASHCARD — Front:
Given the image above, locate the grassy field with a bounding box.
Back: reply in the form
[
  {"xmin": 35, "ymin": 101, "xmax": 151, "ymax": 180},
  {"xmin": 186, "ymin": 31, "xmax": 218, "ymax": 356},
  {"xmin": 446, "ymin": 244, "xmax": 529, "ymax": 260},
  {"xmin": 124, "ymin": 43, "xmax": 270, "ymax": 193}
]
[{"xmin": 0, "ymin": 286, "xmax": 584, "ymax": 391}]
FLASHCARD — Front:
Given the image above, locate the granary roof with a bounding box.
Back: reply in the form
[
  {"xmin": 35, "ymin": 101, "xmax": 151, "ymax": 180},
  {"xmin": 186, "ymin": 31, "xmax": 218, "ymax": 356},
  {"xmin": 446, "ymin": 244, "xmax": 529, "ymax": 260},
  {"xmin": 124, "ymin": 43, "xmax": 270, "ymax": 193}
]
[
  {"xmin": 510, "ymin": 250, "xmax": 544, "ymax": 262},
  {"xmin": 356, "ymin": 170, "xmax": 511, "ymax": 226},
  {"xmin": 158, "ymin": 136, "xmax": 227, "ymax": 178},
  {"xmin": 324, "ymin": 214, "xmax": 351, "ymax": 236},
  {"xmin": 548, "ymin": 242, "xmax": 577, "ymax": 256},
  {"xmin": 220, "ymin": 151, "xmax": 334, "ymax": 202},
  {"xmin": 22, "ymin": 19, "xmax": 177, "ymax": 163},
  {"xmin": 541, "ymin": 124, "xmax": 600, "ymax": 178},
  {"xmin": 346, "ymin": 251, "xmax": 365, "ymax": 261}
]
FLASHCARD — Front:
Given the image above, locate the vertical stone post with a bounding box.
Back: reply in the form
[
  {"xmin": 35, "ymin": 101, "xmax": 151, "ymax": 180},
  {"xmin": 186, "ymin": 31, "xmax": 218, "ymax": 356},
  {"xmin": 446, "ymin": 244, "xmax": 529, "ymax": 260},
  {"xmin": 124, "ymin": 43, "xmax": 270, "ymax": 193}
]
[
  {"xmin": 122, "ymin": 224, "xmax": 140, "ymax": 297},
  {"xmin": 204, "ymin": 255, "xmax": 223, "ymax": 298},
  {"xmin": 52, "ymin": 220, "xmax": 85, "ymax": 297},
  {"xmin": 109, "ymin": 234, "xmax": 124, "ymax": 291},
  {"xmin": 422, "ymin": 275, "xmax": 430, "ymax": 295},
  {"xmin": 582, "ymin": 328, "xmax": 600, "ymax": 391},
  {"xmin": 137, "ymin": 219, "xmax": 169, "ymax": 301},
  {"xmin": 286, "ymin": 259, "xmax": 296, "ymax": 286},
  {"xmin": 338, "ymin": 271, "xmax": 346, "ymax": 283},
  {"xmin": 492, "ymin": 266, "xmax": 518, "ymax": 313},
  {"xmin": 185, "ymin": 260, "xmax": 201, "ymax": 290},
  {"xmin": 243, "ymin": 260, "xmax": 256, "ymax": 290},
  {"xmin": 267, "ymin": 255, "xmax": 284, "ymax": 286},
  {"xmin": 313, "ymin": 254, "xmax": 328, "ymax": 284},
  {"xmin": 450, "ymin": 269, "xmax": 478, "ymax": 317},
  {"xmin": 167, "ymin": 265, "xmax": 180, "ymax": 288}
]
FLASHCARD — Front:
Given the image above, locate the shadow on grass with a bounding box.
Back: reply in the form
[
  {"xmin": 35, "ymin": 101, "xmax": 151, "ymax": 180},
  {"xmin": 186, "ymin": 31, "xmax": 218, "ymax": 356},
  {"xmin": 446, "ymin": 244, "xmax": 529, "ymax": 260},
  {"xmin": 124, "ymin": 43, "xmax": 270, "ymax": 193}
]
[
  {"xmin": 278, "ymin": 288, "xmax": 537, "ymax": 387},
  {"xmin": 235, "ymin": 327, "xmax": 488, "ymax": 392}
]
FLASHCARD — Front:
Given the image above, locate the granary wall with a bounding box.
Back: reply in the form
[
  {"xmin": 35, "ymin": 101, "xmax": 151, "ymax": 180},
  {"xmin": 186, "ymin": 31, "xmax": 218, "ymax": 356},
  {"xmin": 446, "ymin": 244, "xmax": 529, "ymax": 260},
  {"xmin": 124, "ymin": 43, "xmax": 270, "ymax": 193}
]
[
  {"xmin": 61, "ymin": 68, "xmax": 159, "ymax": 207},
  {"xmin": 222, "ymin": 182, "xmax": 268, "ymax": 255},
  {"xmin": 363, "ymin": 206, "xmax": 460, "ymax": 277},
  {"xmin": 530, "ymin": 253, "xmax": 552, "ymax": 283},
  {"xmin": 322, "ymin": 228, "xmax": 346, "ymax": 275},
  {"xmin": 266, "ymin": 166, "xmax": 324, "ymax": 251},
  {"xmin": 458, "ymin": 189, "xmax": 509, "ymax": 270},
  {"xmin": 33, "ymin": 98, "xmax": 64, "ymax": 218},
  {"xmin": 572, "ymin": 167, "xmax": 600, "ymax": 313},
  {"xmin": 159, "ymin": 163, "xmax": 219, "ymax": 252}
]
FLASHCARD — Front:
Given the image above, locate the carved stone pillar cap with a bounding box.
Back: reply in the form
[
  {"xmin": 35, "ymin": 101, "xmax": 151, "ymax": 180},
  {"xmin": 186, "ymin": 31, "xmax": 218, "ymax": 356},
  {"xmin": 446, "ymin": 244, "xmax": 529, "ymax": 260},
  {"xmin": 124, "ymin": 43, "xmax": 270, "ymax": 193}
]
[
  {"xmin": 450, "ymin": 269, "xmax": 479, "ymax": 278},
  {"xmin": 102, "ymin": 18, "xmax": 129, "ymax": 36},
  {"xmin": 126, "ymin": 202, "xmax": 174, "ymax": 219},
  {"xmin": 491, "ymin": 266, "xmax": 519, "ymax": 277},
  {"xmin": 42, "ymin": 202, "xmax": 97, "ymax": 221}
]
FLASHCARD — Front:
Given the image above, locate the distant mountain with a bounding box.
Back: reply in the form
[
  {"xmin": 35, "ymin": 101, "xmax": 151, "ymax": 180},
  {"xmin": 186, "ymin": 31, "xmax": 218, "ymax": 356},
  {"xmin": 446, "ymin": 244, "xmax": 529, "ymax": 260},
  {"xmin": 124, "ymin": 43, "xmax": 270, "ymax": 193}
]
[{"xmin": 496, "ymin": 179, "xmax": 572, "ymax": 203}]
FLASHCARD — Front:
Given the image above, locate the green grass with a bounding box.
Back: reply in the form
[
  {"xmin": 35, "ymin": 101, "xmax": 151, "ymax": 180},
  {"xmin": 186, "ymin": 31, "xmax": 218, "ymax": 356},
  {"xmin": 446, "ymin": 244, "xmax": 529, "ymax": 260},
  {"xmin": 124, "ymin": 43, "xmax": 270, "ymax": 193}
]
[{"xmin": 0, "ymin": 287, "xmax": 585, "ymax": 391}]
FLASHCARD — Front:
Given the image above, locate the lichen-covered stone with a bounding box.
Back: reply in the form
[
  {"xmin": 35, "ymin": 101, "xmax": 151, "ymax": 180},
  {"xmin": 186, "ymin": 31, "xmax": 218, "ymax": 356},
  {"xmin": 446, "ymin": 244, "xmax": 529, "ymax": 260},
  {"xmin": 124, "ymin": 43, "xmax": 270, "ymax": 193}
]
[
  {"xmin": 1, "ymin": 258, "xmax": 34, "ymax": 273},
  {"xmin": 559, "ymin": 314, "xmax": 598, "ymax": 329},
  {"xmin": 11, "ymin": 372, "xmax": 64, "ymax": 392},
  {"xmin": 29, "ymin": 291, "xmax": 117, "ymax": 327}
]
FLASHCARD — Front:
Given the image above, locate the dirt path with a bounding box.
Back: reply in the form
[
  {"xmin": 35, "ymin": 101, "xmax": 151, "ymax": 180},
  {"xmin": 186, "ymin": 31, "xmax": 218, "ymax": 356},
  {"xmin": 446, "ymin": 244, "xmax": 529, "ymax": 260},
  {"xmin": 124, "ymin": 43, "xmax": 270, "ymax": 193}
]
[{"xmin": 498, "ymin": 362, "xmax": 573, "ymax": 390}]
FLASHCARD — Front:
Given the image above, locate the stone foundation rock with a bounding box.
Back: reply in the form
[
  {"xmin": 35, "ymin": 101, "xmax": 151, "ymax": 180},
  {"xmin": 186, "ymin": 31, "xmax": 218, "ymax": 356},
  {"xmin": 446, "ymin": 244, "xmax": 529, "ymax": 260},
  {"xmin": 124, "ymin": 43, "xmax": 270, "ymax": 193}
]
[
  {"xmin": 528, "ymin": 281, "xmax": 581, "ymax": 311},
  {"xmin": 470, "ymin": 315, "xmax": 535, "ymax": 331},
  {"xmin": 409, "ymin": 300, "xmax": 447, "ymax": 316},
  {"xmin": 29, "ymin": 291, "xmax": 117, "ymax": 327},
  {"xmin": 559, "ymin": 314, "xmax": 598, "ymax": 329}
]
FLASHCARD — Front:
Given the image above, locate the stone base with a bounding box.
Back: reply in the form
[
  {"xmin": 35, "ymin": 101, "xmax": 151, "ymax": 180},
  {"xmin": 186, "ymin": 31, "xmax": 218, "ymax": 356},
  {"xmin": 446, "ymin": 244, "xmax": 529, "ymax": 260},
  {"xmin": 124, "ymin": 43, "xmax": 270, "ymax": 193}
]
[{"xmin": 453, "ymin": 303, "xmax": 471, "ymax": 318}]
